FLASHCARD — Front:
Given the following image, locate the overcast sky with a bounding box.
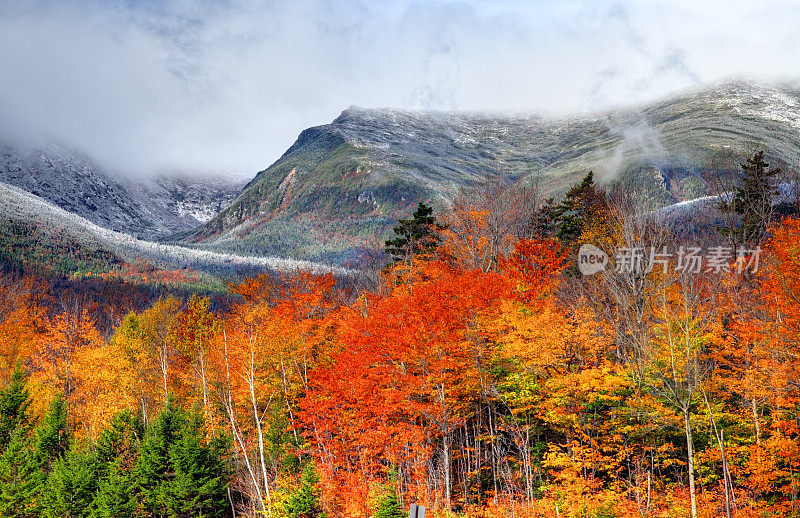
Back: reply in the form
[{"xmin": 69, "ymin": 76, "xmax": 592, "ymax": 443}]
[{"xmin": 1, "ymin": 0, "xmax": 799, "ymax": 178}]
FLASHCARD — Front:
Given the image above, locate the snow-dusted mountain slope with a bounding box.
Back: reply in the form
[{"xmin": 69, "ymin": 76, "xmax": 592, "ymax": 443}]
[
  {"xmin": 0, "ymin": 180, "xmax": 345, "ymax": 276},
  {"xmin": 0, "ymin": 141, "xmax": 246, "ymax": 238},
  {"xmin": 195, "ymin": 79, "xmax": 800, "ymax": 264}
]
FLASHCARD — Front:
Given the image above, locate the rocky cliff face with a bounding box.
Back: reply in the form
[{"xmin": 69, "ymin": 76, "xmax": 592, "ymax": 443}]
[{"xmin": 0, "ymin": 141, "xmax": 246, "ymax": 239}]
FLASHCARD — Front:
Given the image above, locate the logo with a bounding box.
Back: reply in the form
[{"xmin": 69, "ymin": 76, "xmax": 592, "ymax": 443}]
[{"xmin": 578, "ymin": 244, "xmax": 609, "ymax": 275}]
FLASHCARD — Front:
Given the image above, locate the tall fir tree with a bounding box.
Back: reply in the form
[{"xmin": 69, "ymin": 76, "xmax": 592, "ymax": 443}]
[
  {"xmin": 91, "ymin": 462, "xmax": 137, "ymax": 518},
  {"xmin": 34, "ymin": 395, "xmax": 70, "ymax": 471},
  {"xmin": 133, "ymin": 398, "xmax": 228, "ymax": 518},
  {"xmin": 0, "ymin": 364, "xmax": 32, "ymax": 455},
  {"xmin": 531, "ymin": 197, "xmax": 558, "ymax": 238},
  {"xmin": 719, "ymin": 149, "xmax": 780, "ymax": 251},
  {"xmin": 94, "ymin": 410, "xmax": 142, "ymax": 469},
  {"xmin": 91, "ymin": 411, "xmax": 141, "ymax": 518},
  {"xmin": 0, "ymin": 370, "xmax": 44, "ymax": 518},
  {"xmin": 384, "ymin": 201, "xmax": 444, "ymax": 264},
  {"xmin": 39, "ymin": 449, "xmax": 99, "ymax": 518},
  {"xmin": 284, "ymin": 462, "xmax": 326, "ymax": 518},
  {"xmin": 0, "ymin": 426, "xmax": 42, "ymax": 518},
  {"xmin": 553, "ymin": 171, "xmax": 602, "ymax": 245}
]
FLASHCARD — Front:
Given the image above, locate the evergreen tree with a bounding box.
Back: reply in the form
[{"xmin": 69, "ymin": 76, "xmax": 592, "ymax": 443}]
[
  {"xmin": 34, "ymin": 396, "xmax": 70, "ymax": 473},
  {"xmin": 39, "ymin": 449, "xmax": 99, "ymax": 518},
  {"xmin": 90, "ymin": 411, "xmax": 141, "ymax": 518},
  {"xmin": 374, "ymin": 489, "xmax": 404, "ymax": 518},
  {"xmin": 531, "ymin": 197, "xmax": 558, "ymax": 238},
  {"xmin": 719, "ymin": 149, "xmax": 780, "ymax": 250},
  {"xmin": 553, "ymin": 171, "xmax": 602, "ymax": 245},
  {"xmin": 0, "ymin": 426, "xmax": 42, "ymax": 518},
  {"xmin": 94, "ymin": 410, "xmax": 141, "ymax": 468},
  {"xmin": 284, "ymin": 462, "xmax": 325, "ymax": 518},
  {"xmin": 134, "ymin": 398, "xmax": 228, "ymax": 518},
  {"xmin": 0, "ymin": 364, "xmax": 32, "ymax": 455},
  {"xmin": 0, "ymin": 394, "xmax": 72, "ymax": 517},
  {"xmin": 91, "ymin": 463, "xmax": 137, "ymax": 518},
  {"xmin": 384, "ymin": 201, "xmax": 444, "ymax": 264}
]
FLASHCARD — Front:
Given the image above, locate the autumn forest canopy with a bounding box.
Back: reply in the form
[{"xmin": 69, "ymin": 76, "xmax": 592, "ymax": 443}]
[{"xmin": 4, "ymin": 151, "xmax": 800, "ymax": 518}]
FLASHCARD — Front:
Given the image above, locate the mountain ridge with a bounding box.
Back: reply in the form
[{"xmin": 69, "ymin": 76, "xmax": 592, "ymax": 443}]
[
  {"xmin": 192, "ymin": 79, "xmax": 800, "ymax": 265},
  {"xmin": 0, "ymin": 140, "xmax": 247, "ymax": 239},
  {"xmin": 0, "ymin": 179, "xmax": 347, "ymax": 278}
]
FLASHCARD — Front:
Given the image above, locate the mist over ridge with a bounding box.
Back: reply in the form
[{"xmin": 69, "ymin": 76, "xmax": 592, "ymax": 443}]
[{"xmin": 2, "ymin": 0, "xmax": 799, "ymax": 177}]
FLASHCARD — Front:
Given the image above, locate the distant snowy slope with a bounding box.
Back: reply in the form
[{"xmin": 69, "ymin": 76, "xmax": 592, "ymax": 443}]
[
  {"xmin": 0, "ymin": 141, "xmax": 246, "ymax": 238},
  {"xmin": 0, "ymin": 181, "xmax": 345, "ymax": 276}
]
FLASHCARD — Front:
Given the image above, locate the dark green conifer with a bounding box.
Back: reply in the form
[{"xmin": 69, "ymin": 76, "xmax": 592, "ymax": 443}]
[
  {"xmin": 0, "ymin": 364, "xmax": 32, "ymax": 453},
  {"xmin": 553, "ymin": 171, "xmax": 601, "ymax": 245},
  {"xmin": 718, "ymin": 150, "xmax": 780, "ymax": 249},
  {"xmin": 34, "ymin": 395, "xmax": 70, "ymax": 470},
  {"xmin": 0, "ymin": 426, "xmax": 42, "ymax": 518},
  {"xmin": 284, "ymin": 462, "xmax": 326, "ymax": 518},
  {"xmin": 91, "ymin": 462, "xmax": 136, "ymax": 518},
  {"xmin": 134, "ymin": 398, "xmax": 228, "ymax": 517},
  {"xmin": 384, "ymin": 201, "xmax": 444, "ymax": 263},
  {"xmin": 89, "ymin": 411, "xmax": 141, "ymax": 518},
  {"xmin": 39, "ymin": 449, "xmax": 99, "ymax": 518},
  {"xmin": 95, "ymin": 410, "xmax": 141, "ymax": 467}
]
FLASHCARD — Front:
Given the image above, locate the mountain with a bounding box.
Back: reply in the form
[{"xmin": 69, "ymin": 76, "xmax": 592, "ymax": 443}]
[
  {"xmin": 0, "ymin": 141, "xmax": 246, "ymax": 239},
  {"xmin": 149, "ymin": 175, "xmax": 247, "ymax": 225},
  {"xmin": 0, "ymin": 180, "xmax": 345, "ymax": 279},
  {"xmin": 192, "ymin": 80, "xmax": 800, "ymax": 265}
]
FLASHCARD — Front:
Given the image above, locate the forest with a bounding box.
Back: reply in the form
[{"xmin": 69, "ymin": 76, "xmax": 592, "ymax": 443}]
[{"xmin": 2, "ymin": 152, "xmax": 800, "ymax": 518}]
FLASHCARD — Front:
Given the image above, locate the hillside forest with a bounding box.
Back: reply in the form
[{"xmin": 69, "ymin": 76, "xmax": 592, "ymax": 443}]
[{"xmin": 3, "ymin": 152, "xmax": 800, "ymax": 518}]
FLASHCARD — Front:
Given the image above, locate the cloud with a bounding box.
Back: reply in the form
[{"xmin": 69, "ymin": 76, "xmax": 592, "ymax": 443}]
[{"xmin": 0, "ymin": 0, "xmax": 798, "ymax": 177}]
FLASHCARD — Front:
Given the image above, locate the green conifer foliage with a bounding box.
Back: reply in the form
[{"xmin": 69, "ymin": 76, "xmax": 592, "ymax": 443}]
[
  {"xmin": 374, "ymin": 490, "xmax": 404, "ymax": 518},
  {"xmin": 284, "ymin": 462, "xmax": 326, "ymax": 518},
  {"xmin": 384, "ymin": 201, "xmax": 444, "ymax": 263},
  {"xmin": 553, "ymin": 171, "xmax": 600, "ymax": 245},
  {"xmin": 40, "ymin": 449, "xmax": 99, "ymax": 518},
  {"xmin": 0, "ymin": 372, "xmax": 47, "ymax": 518},
  {"xmin": 34, "ymin": 396, "xmax": 70, "ymax": 470},
  {"xmin": 94, "ymin": 410, "xmax": 142, "ymax": 468},
  {"xmin": 91, "ymin": 462, "xmax": 137, "ymax": 518},
  {"xmin": 133, "ymin": 398, "xmax": 228, "ymax": 517},
  {"xmin": 718, "ymin": 149, "xmax": 781, "ymax": 249},
  {"xmin": 0, "ymin": 365, "xmax": 32, "ymax": 453},
  {"xmin": 0, "ymin": 426, "xmax": 42, "ymax": 518}
]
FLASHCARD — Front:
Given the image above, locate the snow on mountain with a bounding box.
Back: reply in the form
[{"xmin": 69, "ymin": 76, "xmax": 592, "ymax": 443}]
[
  {"xmin": 0, "ymin": 140, "xmax": 246, "ymax": 238},
  {"xmin": 0, "ymin": 180, "xmax": 347, "ymax": 276},
  {"xmin": 195, "ymin": 79, "xmax": 800, "ymax": 264}
]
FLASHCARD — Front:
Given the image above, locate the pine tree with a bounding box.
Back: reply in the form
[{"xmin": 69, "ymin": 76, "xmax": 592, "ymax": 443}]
[
  {"xmin": 0, "ymin": 364, "xmax": 32, "ymax": 455},
  {"xmin": 134, "ymin": 398, "xmax": 228, "ymax": 518},
  {"xmin": 0, "ymin": 426, "xmax": 42, "ymax": 518},
  {"xmin": 531, "ymin": 197, "xmax": 558, "ymax": 238},
  {"xmin": 90, "ymin": 411, "xmax": 141, "ymax": 518},
  {"xmin": 34, "ymin": 396, "xmax": 70, "ymax": 472},
  {"xmin": 374, "ymin": 489, "xmax": 404, "ymax": 518},
  {"xmin": 719, "ymin": 149, "xmax": 780, "ymax": 250},
  {"xmin": 39, "ymin": 449, "xmax": 99, "ymax": 518},
  {"xmin": 0, "ymin": 394, "xmax": 72, "ymax": 518},
  {"xmin": 91, "ymin": 462, "xmax": 136, "ymax": 518},
  {"xmin": 284, "ymin": 462, "xmax": 325, "ymax": 518},
  {"xmin": 384, "ymin": 201, "xmax": 444, "ymax": 263},
  {"xmin": 94, "ymin": 410, "xmax": 141, "ymax": 468},
  {"xmin": 553, "ymin": 171, "xmax": 601, "ymax": 245}
]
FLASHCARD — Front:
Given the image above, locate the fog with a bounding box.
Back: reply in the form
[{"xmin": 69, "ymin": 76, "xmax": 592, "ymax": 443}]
[{"xmin": 1, "ymin": 0, "xmax": 798, "ymax": 178}]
